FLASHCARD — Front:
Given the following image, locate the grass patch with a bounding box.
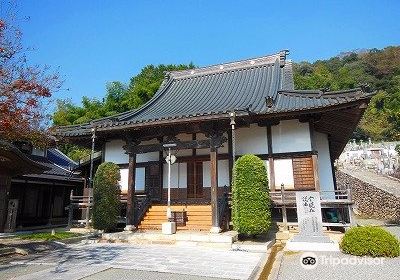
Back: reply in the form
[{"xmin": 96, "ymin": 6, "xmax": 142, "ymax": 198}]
[{"xmin": 18, "ymin": 231, "xmax": 81, "ymax": 241}]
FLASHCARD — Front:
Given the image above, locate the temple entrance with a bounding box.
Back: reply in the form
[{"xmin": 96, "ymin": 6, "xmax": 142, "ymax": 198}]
[
  {"xmin": 187, "ymin": 161, "xmax": 203, "ymax": 199},
  {"xmin": 145, "ymin": 164, "xmax": 161, "ymax": 201}
]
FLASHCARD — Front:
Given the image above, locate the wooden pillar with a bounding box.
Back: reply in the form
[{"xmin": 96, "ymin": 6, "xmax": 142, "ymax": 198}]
[
  {"xmin": 227, "ymin": 129, "xmax": 233, "ymax": 186},
  {"xmin": 125, "ymin": 153, "xmax": 137, "ymax": 230},
  {"xmin": 309, "ymin": 120, "xmax": 320, "ymax": 191},
  {"xmin": 312, "ymin": 154, "xmax": 320, "ymax": 191},
  {"xmin": 0, "ymin": 175, "xmax": 11, "ymax": 232},
  {"xmin": 210, "ymin": 146, "xmax": 220, "ymax": 233},
  {"xmin": 267, "ymin": 125, "xmax": 276, "ymax": 191}
]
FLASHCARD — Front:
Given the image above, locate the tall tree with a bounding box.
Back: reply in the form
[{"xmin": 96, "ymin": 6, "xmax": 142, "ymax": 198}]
[{"xmin": 0, "ymin": 11, "xmax": 61, "ymax": 146}]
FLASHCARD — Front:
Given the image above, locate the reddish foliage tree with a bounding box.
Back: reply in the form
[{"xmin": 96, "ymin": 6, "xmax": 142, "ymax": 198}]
[{"xmin": 0, "ymin": 13, "xmax": 61, "ymax": 146}]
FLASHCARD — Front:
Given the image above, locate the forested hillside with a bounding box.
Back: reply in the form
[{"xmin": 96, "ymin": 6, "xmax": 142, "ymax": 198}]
[
  {"xmin": 53, "ymin": 47, "xmax": 400, "ymax": 160},
  {"xmin": 294, "ymin": 46, "xmax": 399, "ymax": 141}
]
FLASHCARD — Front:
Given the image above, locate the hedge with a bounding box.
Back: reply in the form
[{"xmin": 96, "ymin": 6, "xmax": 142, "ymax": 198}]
[
  {"xmin": 340, "ymin": 226, "xmax": 400, "ymax": 257},
  {"xmin": 232, "ymin": 154, "xmax": 271, "ymax": 235},
  {"xmin": 92, "ymin": 162, "xmax": 121, "ymax": 232}
]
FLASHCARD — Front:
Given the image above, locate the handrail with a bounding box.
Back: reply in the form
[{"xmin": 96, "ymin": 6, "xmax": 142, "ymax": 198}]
[
  {"xmin": 134, "ymin": 194, "xmax": 151, "ymax": 227},
  {"xmin": 269, "ymin": 189, "xmax": 352, "ymax": 206},
  {"xmin": 217, "ymin": 185, "xmax": 230, "ymax": 229}
]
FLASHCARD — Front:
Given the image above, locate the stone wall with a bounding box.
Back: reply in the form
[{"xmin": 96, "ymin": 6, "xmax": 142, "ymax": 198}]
[{"xmin": 336, "ymin": 170, "xmax": 400, "ymax": 223}]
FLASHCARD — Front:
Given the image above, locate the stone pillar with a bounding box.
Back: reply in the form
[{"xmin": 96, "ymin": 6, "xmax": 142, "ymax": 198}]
[
  {"xmin": 125, "ymin": 152, "xmax": 137, "ymax": 230},
  {"xmin": 210, "ymin": 146, "xmax": 220, "ymax": 233}
]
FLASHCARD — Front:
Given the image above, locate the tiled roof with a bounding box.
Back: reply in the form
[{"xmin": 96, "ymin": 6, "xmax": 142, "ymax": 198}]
[
  {"xmin": 56, "ymin": 50, "xmax": 373, "ymax": 137},
  {"xmin": 23, "ymin": 155, "xmax": 82, "ymax": 181},
  {"xmin": 268, "ymin": 88, "xmax": 375, "ymax": 113},
  {"xmin": 47, "ymin": 148, "xmax": 78, "ymax": 169}
]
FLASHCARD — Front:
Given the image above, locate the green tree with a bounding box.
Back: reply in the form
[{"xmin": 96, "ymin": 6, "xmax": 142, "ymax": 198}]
[
  {"xmin": 232, "ymin": 155, "xmax": 271, "ymax": 235},
  {"xmin": 293, "ymin": 46, "xmax": 400, "ymax": 141},
  {"xmin": 92, "ymin": 162, "xmax": 121, "ymax": 232}
]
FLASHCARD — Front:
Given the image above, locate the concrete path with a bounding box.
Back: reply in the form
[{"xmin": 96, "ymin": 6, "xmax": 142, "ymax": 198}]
[
  {"xmin": 0, "ymin": 243, "xmax": 264, "ymax": 280},
  {"xmin": 274, "ymin": 251, "xmax": 400, "ymax": 280},
  {"xmin": 354, "ymin": 217, "xmax": 400, "ymax": 239},
  {"xmin": 341, "ymin": 168, "xmax": 400, "ymax": 197}
]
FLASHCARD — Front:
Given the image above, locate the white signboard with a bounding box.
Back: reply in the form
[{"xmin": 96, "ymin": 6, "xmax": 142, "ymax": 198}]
[{"xmin": 295, "ymin": 191, "xmax": 323, "ymax": 237}]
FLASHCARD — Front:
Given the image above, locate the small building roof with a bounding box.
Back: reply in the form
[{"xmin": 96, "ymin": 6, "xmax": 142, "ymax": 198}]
[{"xmin": 0, "ymin": 141, "xmax": 49, "ymax": 176}]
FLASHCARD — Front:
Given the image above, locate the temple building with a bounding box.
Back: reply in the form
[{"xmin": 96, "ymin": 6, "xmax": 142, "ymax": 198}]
[{"xmin": 56, "ymin": 50, "xmax": 374, "ymax": 232}]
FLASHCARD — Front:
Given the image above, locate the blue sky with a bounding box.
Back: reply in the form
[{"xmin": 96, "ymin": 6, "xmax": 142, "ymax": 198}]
[{"xmin": 11, "ymin": 1, "xmax": 400, "ymax": 108}]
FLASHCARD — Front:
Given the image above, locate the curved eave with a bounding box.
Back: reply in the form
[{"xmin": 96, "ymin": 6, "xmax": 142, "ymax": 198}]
[{"xmin": 0, "ymin": 141, "xmax": 50, "ymax": 176}]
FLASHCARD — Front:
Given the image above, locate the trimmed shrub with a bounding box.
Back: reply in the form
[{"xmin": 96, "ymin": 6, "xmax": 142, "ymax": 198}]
[
  {"xmin": 92, "ymin": 162, "xmax": 121, "ymax": 232},
  {"xmin": 340, "ymin": 226, "xmax": 400, "ymax": 257},
  {"xmin": 232, "ymin": 154, "xmax": 271, "ymax": 235}
]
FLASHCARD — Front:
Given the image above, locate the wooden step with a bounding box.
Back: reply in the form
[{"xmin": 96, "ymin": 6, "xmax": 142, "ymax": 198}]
[
  {"xmin": 138, "ymin": 224, "xmax": 210, "ymax": 231},
  {"xmin": 150, "ymin": 205, "xmax": 211, "ymax": 211},
  {"xmin": 138, "ymin": 204, "xmax": 212, "ymax": 231}
]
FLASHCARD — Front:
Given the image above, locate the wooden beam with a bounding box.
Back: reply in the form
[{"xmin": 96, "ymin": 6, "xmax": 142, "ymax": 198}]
[{"xmin": 126, "ymin": 137, "xmax": 226, "ymax": 154}]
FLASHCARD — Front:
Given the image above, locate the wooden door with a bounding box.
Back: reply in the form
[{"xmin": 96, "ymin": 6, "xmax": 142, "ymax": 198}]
[
  {"xmin": 187, "ymin": 161, "xmax": 203, "ymax": 199},
  {"xmin": 292, "ymin": 157, "xmax": 315, "ymax": 190},
  {"xmin": 145, "ymin": 164, "xmax": 161, "ymax": 200}
]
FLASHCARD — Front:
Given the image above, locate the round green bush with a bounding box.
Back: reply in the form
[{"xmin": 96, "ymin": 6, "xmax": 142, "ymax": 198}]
[
  {"xmin": 340, "ymin": 226, "xmax": 400, "ymax": 257},
  {"xmin": 232, "ymin": 154, "xmax": 271, "ymax": 235},
  {"xmin": 92, "ymin": 162, "xmax": 121, "ymax": 232}
]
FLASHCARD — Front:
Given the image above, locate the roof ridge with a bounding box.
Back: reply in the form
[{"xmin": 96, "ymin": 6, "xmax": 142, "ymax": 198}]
[{"xmin": 169, "ymin": 50, "xmax": 288, "ymax": 79}]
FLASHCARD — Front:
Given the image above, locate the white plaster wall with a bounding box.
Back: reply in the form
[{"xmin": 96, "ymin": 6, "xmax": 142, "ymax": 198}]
[
  {"xmin": 236, "ymin": 124, "xmax": 268, "ymax": 155},
  {"xmin": 136, "ymin": 139, "xmax": 160, "ymax": 163},
  {"xmin": 203, "ymin": 161, "xmax": 211, "ymax": 187},
  {"xmin": 272, "ymin": 119, "xmax": 311, "ymax": 153},
  {"xmin": 105, "ymin": 140, "xmax": 128, "ymax": 164},
  {"xmin": 202, "ymin": 160, "xmax": 229, "ymax": 187},
  {"xmin": 163, "ymin": 162, "xmax": 187, "ymax": 188},
  {"xmin": 118, "ymin": 167, "xmax": 146, "ymax": 193},
  {"xmin": 119, "ymin": 168, "xmax": 129, "ymax": 193},
  {"xmin": 274, "ymin": 159, "xmax": 294, "ymax": 190},
  {"xmin": 105, "ymin": 139, "xmax": 159, "ymax": 164},
  {"xmin": 218, "ymin": 160, "xmax": 230, "ymax": 187},
  {"xmin": 315, "ymin": 132, "xmax": 335, "ymax": 193}
]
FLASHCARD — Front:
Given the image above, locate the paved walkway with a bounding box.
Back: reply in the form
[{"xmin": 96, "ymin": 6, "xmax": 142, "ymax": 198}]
[
  {"xmin": 0, "ymin": 243, "xmax": 264, "ymax": 280},
  {"xmin": 274, "ymin": 251, "xmax": 400, "ymax": 280},
  {"xmin": 341, "ymin": 168, "xmax": 400, "ymax": 197}
]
